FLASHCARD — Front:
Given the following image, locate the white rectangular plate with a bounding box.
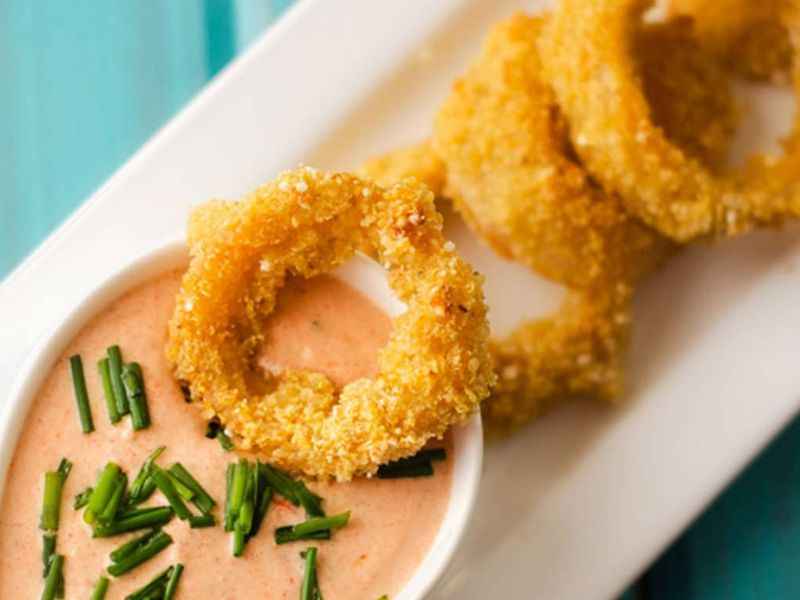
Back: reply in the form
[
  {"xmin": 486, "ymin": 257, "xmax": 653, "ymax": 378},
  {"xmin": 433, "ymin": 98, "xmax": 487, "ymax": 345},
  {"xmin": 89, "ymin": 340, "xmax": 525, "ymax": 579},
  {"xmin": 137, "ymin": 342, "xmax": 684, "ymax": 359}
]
[{"xmin": 2, "ymin": 1, "xmax": 799, "ymax": 598}]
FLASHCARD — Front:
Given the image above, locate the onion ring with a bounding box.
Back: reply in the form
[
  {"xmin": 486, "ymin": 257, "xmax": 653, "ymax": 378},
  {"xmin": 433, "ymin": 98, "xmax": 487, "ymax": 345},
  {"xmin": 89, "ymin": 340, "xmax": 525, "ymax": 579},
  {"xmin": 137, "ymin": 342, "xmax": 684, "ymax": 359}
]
[
  {"xmin": 166, "ymin": 168, "xmax": 494, "ymax": 480},
  {"xmin": 669, "ymin": 0, "xmax": 792, "ymax": 82},
  {"xmin": 360, "ymin": 13, "xmax": 738, "ymax": 431},
  {"xmin": 542, "ymin": 0, "xmax": 800, "ymax": 243}
]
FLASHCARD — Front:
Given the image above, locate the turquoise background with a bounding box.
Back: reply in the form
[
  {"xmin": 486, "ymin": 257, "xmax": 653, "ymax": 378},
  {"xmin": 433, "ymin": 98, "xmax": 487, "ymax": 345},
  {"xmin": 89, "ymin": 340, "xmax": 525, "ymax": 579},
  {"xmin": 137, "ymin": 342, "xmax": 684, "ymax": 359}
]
[{"xmin": 2, "ymin": 2, "xmax": 800, "ymax": 598}]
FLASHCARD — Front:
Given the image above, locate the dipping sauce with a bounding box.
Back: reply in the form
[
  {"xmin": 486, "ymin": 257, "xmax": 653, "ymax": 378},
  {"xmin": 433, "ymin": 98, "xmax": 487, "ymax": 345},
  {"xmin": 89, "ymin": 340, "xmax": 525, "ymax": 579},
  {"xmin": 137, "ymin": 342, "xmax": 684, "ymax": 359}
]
[{"xmin": 0, "ymin": 269, "xmax": 452, "ymax": 599}]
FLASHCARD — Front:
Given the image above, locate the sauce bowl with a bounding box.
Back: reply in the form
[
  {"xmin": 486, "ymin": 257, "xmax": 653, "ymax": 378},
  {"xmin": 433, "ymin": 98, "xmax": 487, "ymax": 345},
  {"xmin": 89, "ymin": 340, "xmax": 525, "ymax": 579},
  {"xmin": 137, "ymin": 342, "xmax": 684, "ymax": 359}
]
[{"xmin": 0, "ymin": 238, "xmax": 483, "ymax": 599}]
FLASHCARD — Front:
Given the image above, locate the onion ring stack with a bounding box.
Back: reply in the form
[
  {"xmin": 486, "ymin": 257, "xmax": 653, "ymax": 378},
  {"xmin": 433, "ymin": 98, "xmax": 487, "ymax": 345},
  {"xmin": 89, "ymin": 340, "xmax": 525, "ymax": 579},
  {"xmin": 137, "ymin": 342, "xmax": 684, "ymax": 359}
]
[{"xmin": 167, "ymin": 168, "xmax": 494, "ymax": 480}]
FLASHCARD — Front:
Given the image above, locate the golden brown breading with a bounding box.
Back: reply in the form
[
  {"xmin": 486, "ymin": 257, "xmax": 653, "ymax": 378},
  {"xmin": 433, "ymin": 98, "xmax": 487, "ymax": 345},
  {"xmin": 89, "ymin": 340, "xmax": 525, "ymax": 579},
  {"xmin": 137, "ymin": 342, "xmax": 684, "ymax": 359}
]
[
  {"xmin": 669, "ymin": 0, "xmax": 792, "ymax": 81},
  {"xmin": 358, "ymin": 141, "xmax": 446, "ymax": 196},
  {"xmin": 167, "ymin": 168, "xmax": 495, "ymax": 480},
  {"xmin": 541, "ymin": 0, "xmax": 800, "ymax": 243}
]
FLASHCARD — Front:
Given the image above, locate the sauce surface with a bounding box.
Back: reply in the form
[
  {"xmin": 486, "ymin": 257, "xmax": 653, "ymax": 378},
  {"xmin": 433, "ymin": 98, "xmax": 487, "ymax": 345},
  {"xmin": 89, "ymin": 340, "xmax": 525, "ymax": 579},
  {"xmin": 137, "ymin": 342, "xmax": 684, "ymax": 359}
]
[{"xmin": 0, "ymin": 269, "xmax": 452, "ymax": 599}]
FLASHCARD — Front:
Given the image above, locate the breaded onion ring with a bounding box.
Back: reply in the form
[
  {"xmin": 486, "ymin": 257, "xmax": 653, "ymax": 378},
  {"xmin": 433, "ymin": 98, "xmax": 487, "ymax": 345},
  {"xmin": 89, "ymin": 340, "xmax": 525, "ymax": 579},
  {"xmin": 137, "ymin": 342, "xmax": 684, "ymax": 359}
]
[
  {"xmin": 432, "ymin": 14, "xmax": 675, "ymax": 290},
  {"xmin": 669, "ymin": 0, "xmax": 792, "ymax": 82},
  {"xmin": 360, "ymin": 13, "xmax": 738, "ymax": 431},
  {"xmin": 166, "ymin": 168, "xmax": 494, "ymax": 480},
  {"xmin": 542, "ymin": 0, "xmax": 800, "ymax": 243}
]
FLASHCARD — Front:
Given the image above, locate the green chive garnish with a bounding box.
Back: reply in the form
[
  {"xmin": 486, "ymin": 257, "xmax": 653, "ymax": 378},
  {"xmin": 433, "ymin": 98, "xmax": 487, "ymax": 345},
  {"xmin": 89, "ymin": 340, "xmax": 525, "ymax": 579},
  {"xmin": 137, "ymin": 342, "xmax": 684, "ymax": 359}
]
[
  {"xmin": 109, "ymin": 529, "xmax": 160, "ymax": 563},
  {"xmin": 169, "ymin": 463, "xmax": 216, "ymax": 514},
  {"xmin": 188, "ymin": 514, "xmax": 216, "ymax": 528},
  {"xmin": 377, "ymin": 462, "xmax": 433, "ymax": 479},
  {"xmin": 163, "ymin": 563, "xmax": 184, "ymax": 600},
  {"xmin": 42, "ymin": 534, "xmax": 56, "ymax": 577},
  {"xmin": 124, "ymin": 566, "xmax": 172, "ymax": 600},
  {"xmin": 97, "ymin": 358, "xmax": 121, "ymax": 424},
  {"xmin": 377, "ymin": 448, "xmax": 446, "ymax": 479},
  {"xmin": 98, "ymin": 473, "xmax": 127, "ymax": 525},
  {"xmin": 250, "ymin": 481, "xmax": 272, "ymax": 538},
  {"xmin": 216, "ymin": 430, "xmax": 234, "ymax": 451},
  {"xmin": 274, "ymin": 512, "xmax": 349, "ymax": 545},
  {"xmin": 84, "ymin": 463, "xmax": 121, "ymax": 525},
  {"xmin": 166, "ymin": 472, "xmax": 195, "ymax": 502},
  {"xmin": 274, "ymin": 527, "xmax": 331, "ymax": 545},
  {"xmin": 73, "ymin": 487, "xmax": 92, "ymax": 510},
  {"xmin": 299, "ymin": 547, "xmax": 319, "ymax": 600},
  {"xmin": 89, "ymin": 575, "xmax": 110, "ymax": 600},
  {"xmin": 92, "ymin": 507, "xmax": 173, "ymax": 538},
  {"xmin": 40, "ymin": 473, "xmax": 65, "ymax": 531},
  {"xmin": 149, "ymin": 466, "xmax": 192, "ymax": 520},
  {"xmin": 107, "ymin": 530, "xmax": 172, "ymax": 577},
  {"xmin": 121, "ymin": 362, "xmax": 150, "ymax": 430},
  {"xmin": 260, "ymin": 463, "xmax": 323, "ymax": 517},
  {"xmin": 223, "ymin": 463, "xmax": 235, "ymax": 532},
  {"xmin": 127, "ymin": 447, "xmax": 165, "ymax": 507},
  {"xmin": 107, "ymin": 345, "xmax": 130, "ymax": 416},
  {"xmin": 41, "ymin": 554, "xmax": 63, "ymax": 600},
  {"xmin": 69, "ymin": 355, "xmax": 94, "ymax": 433}
]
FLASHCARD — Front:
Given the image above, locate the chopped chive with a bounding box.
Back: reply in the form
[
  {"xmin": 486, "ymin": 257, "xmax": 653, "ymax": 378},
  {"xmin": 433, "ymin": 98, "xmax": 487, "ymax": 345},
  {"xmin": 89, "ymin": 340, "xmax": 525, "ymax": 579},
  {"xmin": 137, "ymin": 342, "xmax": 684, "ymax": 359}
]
[
  {"xmin": 41, "ymin": 554, "xmax": 63, "ymax": 600},
  {"xmin": 163, "ymin": 563, "xmax": 184, "ymax": 600},
  {"xmin": 259, "ymin": 463, "xmax": 323, "ymax": 517},
  {"xmin": 229, "ymin": 460, "xmax": 249, "ymax": 521},
  {"xmin": 89, "ymin": 575, "xmax": 110, "ymax": 600},
  {"xmin": 42, "ymin": 534, "xmax": 56, "ymax": 577},
  {"xmin": 166, "ymin": 472, "xmax": 195, "ymax": 502},
  {"xmin": 377, "ymin": 448, "xmax": 446, "ymax": 479},
  {"xmin": 92, "ymin": 507, "xmax": 173, "ymax": 538},
  {"xmin": 292, "ymin": 511, "xmax": 350, "ymax": 537},
  {"xmin": 204, "ymin": 418, "xmax": 221, "ymax": 439},
  {"xmin": 121, "ymin": 362, "xmax": 150, "ymax": 430},
  {"xmin": 377, "ymin": 596, "xmax": 389, "ymax": 600},
  {"xmin": 57, "ymin": 458, "xmax": 72, "ymax": 479},
  {"xmin": 274, "ymin": 512, "xmax": 349, "ymax": 545},
  {"xmin": 73, "ymin": 487, "xmax": 92, "ymax": 510},
  {"xmin": 299, "ymin": 547, "xmax": 319, "ymax": 600},
  {"xmin": 232, "ymin": 529, "xmax": 246, "ymax": 557},
  {"xmin": 217, "ymin": 430, "xmax": 234, "ymax": 451},
  {"xmin": 107, "ymin": 345, "xmax": 130, "ymax": 416},
  {"xmin": 69, "ymin": 354, "xmax": 94, "ymax": 433},
  {"xmin": 109, "ymin": 529, "xmax": 160, "ymax": 563},
  {"xmin": 98, "ymin": 473, "xmax": 127, "ymax": 525},
  {"xmin": 97, "ymin": 358, "xmax": 121, "ymax": 424},
  {"xmin": 188, "ymin": 514, "xmax": 216, "ymax": 528},
  {"xmin": 377, "ymin": 461, "xmax": 434, "ymax": 479},
  {"xmin": 84, "ymin": 463, "xmax": 121, "ymax": 525},
  {"xmin": 150, "ymin": 466, "xmax": 192, "ymax": 520},
  {"xmin": 124, "ymin": 566, "xmax": 172, "ymax": 600},
  {"xmin": 169, "ymin": 463, "xmax": 216, "ymax": 514},
  {"xmin": 40, "ymin": 471, "xmax": 65, "ymax": 531},
  {"xmin": 224, "ymin": 463, "xmax": 235, "ymax": 532},
  {"xmin": 250, "ymin": 482, "xmax": 273, "ymax": 538},
  {"xmin": 274, "ymin": 526, "xmax": 331, "ymax": 545},
  {"xmin": 107, "ymin": 530, "xmax": 172, "ymax": 577},
  {"xmin": 127, "ymin": 447, "xmax": 165, "ymax": 506}
]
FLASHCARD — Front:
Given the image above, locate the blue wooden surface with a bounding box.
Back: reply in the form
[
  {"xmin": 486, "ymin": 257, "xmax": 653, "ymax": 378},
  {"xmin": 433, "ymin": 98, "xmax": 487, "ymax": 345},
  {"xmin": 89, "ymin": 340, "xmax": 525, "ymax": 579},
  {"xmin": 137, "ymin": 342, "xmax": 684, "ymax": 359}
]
[{"xmin": 2, "ymin": 2, "xmax": 799, "ymax": 598}]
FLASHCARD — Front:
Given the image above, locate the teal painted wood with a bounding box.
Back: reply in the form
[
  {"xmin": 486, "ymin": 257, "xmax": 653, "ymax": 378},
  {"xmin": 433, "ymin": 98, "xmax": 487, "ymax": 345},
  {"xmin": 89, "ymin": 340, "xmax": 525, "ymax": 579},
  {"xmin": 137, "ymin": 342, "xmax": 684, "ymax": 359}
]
[{"xmin": 1, "ymin": 3, "xmax": 799, "ymax": 599}]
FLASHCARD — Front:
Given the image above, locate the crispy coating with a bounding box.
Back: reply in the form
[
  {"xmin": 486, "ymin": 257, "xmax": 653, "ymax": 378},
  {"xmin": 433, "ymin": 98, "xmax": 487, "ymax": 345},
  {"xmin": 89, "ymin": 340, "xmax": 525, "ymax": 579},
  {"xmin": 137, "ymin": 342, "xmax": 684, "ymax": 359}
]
[
  {"xmin": 433, "ymin": 15, "xmax": 669, "ymax": 290},
  {"xmin": 542, "ymin": 0, "xmax": 800, "ymax": 243},
  {"xmin": 485, "ymin": 285, "xmax": 632, "ymax": 431},
  {"xmin": 166, "ymin": 168, "xmax": 495, "ymax": 480},
  {"xmin": 361, "ymin": 13, "xmax": 739, "ymax": 431},
  {"xmin": 358, "ymin": 141, "xmax": 446, "ymax": 196},
  {"xmin": 635, "ymin": 18, "xmax": 738, "ymax": 170},
  {"xmin": 669, "ymin": 0, "xmax": 792, "ymax": 81}
]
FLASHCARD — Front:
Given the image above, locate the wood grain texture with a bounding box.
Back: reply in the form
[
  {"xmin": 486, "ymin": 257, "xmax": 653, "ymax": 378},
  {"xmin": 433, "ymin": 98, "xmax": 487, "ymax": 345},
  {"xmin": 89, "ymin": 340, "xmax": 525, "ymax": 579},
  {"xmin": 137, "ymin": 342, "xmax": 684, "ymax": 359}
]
[{"xmin": 1, "ymin": 2, "xmax": 798, "ymax": 599}]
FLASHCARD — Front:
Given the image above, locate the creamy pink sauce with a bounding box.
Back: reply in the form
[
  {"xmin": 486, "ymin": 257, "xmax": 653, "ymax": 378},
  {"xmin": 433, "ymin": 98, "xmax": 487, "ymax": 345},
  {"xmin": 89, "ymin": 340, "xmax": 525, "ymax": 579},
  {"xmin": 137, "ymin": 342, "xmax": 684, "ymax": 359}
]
[{"xmin": 0, "ymin": 269, "xmax": 452, "ymax": 599}]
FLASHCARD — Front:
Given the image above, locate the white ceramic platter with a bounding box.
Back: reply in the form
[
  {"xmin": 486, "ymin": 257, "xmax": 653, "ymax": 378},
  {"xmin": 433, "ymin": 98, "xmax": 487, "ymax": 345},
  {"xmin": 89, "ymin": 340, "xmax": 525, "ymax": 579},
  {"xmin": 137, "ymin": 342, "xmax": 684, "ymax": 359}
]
[{"xmin": 1, "ymin": 1, "xmax": 799, "ymax": 598}]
